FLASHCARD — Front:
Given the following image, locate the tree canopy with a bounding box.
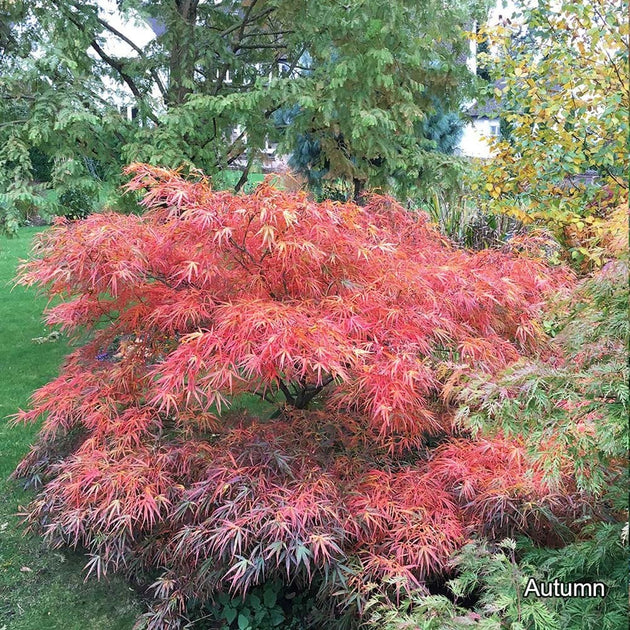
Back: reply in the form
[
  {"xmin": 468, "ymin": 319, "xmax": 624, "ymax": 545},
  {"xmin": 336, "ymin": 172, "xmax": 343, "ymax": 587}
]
[
  {"xmin": 476, "ymin": 0, "xmax": 628, "ymax": 267},
  {"xmin": 13, "ymin": 165, "xmax": 581, "ymax": 628},
  {"xmin": 0, "ymin": 0, "xmax": 490, "ymax": 229}
]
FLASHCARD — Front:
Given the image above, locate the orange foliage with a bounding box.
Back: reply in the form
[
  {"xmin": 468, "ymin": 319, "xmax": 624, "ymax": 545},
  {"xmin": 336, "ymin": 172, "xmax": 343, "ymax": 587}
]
[{"xmin": 13, "ymin": 165, "xmax": 580, "ymax": 627}]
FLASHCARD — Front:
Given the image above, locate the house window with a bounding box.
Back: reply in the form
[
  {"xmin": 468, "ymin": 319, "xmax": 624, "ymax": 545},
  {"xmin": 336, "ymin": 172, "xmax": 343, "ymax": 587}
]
[{"xmin": 489, "ymin": 122, "xmax": 500, "ymax": 137}]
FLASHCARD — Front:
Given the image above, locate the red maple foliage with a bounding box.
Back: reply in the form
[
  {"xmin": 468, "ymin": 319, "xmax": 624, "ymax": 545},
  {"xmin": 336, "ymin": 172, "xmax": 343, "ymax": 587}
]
[{"xmin": 13, "ymin": 164, "xmax": 579, "ymax": 628}]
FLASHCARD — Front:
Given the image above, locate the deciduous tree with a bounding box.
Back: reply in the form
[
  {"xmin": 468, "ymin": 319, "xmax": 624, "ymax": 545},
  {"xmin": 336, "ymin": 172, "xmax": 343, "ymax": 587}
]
[
  {"xmin": 13, "ymin": 165, "xmax": 586, "ymax": 628},
  {"xmin": 0, "ymin": 0, "xmax": 489, "ymax": 230},
  {"xmin": 476, "ymin": 0, "xmax": 628, "ymax": 266}
]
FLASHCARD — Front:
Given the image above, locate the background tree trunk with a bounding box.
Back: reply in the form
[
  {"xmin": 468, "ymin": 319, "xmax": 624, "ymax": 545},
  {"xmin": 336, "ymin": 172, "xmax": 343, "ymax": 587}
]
[{"xmin": 168, "ymin": 0, "xmax": 199, "ymax": 106}]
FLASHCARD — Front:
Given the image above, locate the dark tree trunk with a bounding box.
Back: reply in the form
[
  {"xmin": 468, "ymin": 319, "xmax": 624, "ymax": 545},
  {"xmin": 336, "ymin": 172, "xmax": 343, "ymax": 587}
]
[
  {"xmin": 168, "ymin": 0, "xmax": 199, "ymax": 106},
  {"xmin": 353, "ymin": 177, "xmax": 365, "ymax": 204}
]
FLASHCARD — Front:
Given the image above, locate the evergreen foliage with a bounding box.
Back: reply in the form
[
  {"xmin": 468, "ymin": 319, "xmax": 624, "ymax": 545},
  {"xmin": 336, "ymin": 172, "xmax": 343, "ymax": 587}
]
[
  {"xmin": 278, "ymin": 103, "xmax": 464, "ymax": 201},
  {"xmin": 421, "ymin": 108, "xmax": 464, "ymax": 156}
]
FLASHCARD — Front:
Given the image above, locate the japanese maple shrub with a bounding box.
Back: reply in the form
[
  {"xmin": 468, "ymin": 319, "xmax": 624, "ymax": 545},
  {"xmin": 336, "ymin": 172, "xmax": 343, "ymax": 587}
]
[{"xmin": 14, "ymin": 164, "xmax": 578, "ymax": 628}]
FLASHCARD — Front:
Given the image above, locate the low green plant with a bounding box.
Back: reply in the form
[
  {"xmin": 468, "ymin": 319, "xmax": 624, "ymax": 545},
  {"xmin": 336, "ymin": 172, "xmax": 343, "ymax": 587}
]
[
  {"xmin": 521, "ymin": 523, "xmax": 628, "ymax": 630},
  {"xmin": 363, "ymin": 539, "xmax": 561, "ymax": 630},
  {"xmin": 426, "ymin": 191, "xmax": 523, "ymax": 249},
  {"xmin": 406, "ymin": 158, "xmax": 524, "ymax": 250},
  {"xmin": 193, "ymin": 580, "xmax": 319, "ymax": 630},
  {"xmin": 364, "ymin": 525, "xmax": 628, "ymax": 630},
  {"xmin": 209, "ymin": 584, "xmax": 286, "ymax": 630}
]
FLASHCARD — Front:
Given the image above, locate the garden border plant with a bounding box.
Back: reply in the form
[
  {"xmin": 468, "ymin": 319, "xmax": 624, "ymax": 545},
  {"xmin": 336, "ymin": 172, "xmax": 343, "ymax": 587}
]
[{"xmin": 12, "ymin": 164, "xmax": 600, "ymax": 628}]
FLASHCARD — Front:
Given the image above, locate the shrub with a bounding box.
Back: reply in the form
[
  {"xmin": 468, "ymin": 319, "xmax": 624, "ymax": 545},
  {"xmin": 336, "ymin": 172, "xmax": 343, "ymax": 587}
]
[
  {"xmin": 14, "ymin": 164, "xmax": 581, "ymax": 628},
  {"xmin": 477, "ymin": 0, "xmax": 628, "ymax": 268},
  {"xmin": 363, "ymin": 539, "xmax": 562, "ymax": 630},
  {"xmin": 58, "ymin": 187, "xmax": 94, "ymax": 220},
  {"xmin": 453, "ymin": 257, "xmax": 628, "ymax": 499},
  {"xmin": 444, "ymin": 240, "xmax": 628, "ymax": 629},
  {"xmin": 195, "ymin": 579, "xmax": 319, "ymax": 629}
]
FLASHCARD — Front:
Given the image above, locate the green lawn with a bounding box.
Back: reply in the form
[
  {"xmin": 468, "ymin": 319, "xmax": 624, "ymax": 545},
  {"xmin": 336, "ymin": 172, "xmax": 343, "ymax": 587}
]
[{"xmin": 0, "ymin": 228, "xmax": 142, "ymax": 630}]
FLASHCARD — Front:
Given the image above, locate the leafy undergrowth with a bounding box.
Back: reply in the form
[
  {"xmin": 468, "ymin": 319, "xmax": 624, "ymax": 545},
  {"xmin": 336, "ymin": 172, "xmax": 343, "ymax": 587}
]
[{"xmin": 0, "ymin": 228, "xmax": 141, "ymax": 629}]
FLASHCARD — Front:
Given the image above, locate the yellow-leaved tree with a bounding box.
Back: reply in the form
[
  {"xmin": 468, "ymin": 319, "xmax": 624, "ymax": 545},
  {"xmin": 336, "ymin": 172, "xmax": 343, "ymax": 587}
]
[{"xmin": 477, "ymin": 0, "xmax": 628, "ymax": 268}]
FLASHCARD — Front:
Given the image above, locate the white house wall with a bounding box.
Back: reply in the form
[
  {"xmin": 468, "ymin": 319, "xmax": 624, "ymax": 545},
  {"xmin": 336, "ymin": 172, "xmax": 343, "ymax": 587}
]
[{"xmin": 458, "ymin": 118, "xmax": 500, "ymax": 159}]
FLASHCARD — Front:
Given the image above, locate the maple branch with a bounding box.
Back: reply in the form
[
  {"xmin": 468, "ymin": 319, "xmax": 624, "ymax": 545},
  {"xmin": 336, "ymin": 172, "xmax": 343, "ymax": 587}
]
[
  {"xmin": 306, "ymin": 376, "xmax": 335, "ymax": 391},
  {"xmin": 228, "ymin": 236, "xmax": 259, "ymax": 268},
  {"xmin": 292, "ymin": 375, "xmax": 335, "ymax": 409},
  {"xmin": 280, "ymin": 272, "xmax": 289, "ymax": 295},
  {"xmin": 240, "ymin": 213, "xmax": 255, "ymax": 249},
  {"xmin": 277, "ymin": 380, "xmax": 295, "ymax": 406}
]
